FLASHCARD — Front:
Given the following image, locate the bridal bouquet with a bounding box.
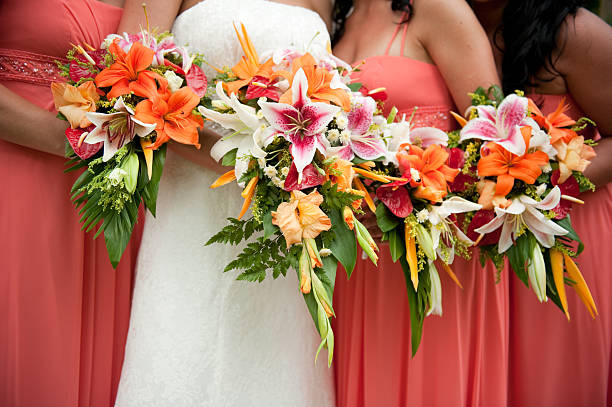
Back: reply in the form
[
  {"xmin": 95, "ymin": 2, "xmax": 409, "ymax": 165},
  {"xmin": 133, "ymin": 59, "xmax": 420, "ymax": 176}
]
[
  {"xmin": 451, "ymin": 89, "xmax": 598, "ymax": 320},
  {"xmin": 52, "ymin": 30, "xmax": 207, "ymax": 267},
  {"xmin": 204, "ymin": 25, "xmax": 391, "ymax": 364}
]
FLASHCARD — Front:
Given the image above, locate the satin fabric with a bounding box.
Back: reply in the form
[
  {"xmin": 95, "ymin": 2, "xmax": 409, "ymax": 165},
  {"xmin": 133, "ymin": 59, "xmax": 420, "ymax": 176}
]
[
  {"xmin": 0, "ymin": 1, "xmax": 142, "ymax": 406},
  {"xmin": 508, "ymin": 94, "xmax": 612, "ymax": 407},
  {"xmin": 332, "ymin": 53, "xmax": 510, "ymax": 406}
]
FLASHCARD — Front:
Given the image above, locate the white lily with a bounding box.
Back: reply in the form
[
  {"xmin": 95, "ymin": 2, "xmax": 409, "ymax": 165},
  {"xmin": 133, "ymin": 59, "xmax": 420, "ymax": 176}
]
[
  {"xmin": 528, "ymin": 243, "xmax": 548, "ymax": 302},
  {"xmin": 428, "ymin": 196, "xmax": 482, "ymax": 264},
  {"xmin": 475, "ymin": 186, "xmax": 569, "ymax": 253},
  {"xmin": 199, "ymin": 82, "xmax": 270, "ymax": 181},
  {"xmin": 84, "ymin": 97, "xmax": 156, "ymax": 162},
  {"xmin": 523, "ymin": 117, "xmax": 558, "ymax": 159},
  {"xmin": 427, "ymin": 261, "xmax": 443, "ymax": 316}
]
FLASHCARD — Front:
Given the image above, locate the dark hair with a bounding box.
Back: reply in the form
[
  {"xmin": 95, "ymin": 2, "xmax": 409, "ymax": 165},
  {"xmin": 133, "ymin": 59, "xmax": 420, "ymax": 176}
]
[
  {"xmin": 489, "ymin": 0, "xmax": 584, "ymax": 94},
  {"xmin": 332, "ymin": 0, "xmax": 413, "ymax": 45}
]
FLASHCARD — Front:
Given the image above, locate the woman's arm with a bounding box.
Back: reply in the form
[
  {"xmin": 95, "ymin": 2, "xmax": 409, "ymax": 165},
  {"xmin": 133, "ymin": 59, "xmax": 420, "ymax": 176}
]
[
  {"xmin": 117, "ymin": 0, "xmax": 183, "ymax": 33},
  {"xmin": 558, "ymin": 9, "xmax": 612, "ymax": 187},
  {"xmin": 414, "ymin": 0, "xmax": 500, "ymax": 112},
  {"xmin": 0, "ymin": 85, "xmax": 67, "ymax": 156},
  {"xmin": 169, "ymin": 127, "xmax": 226, "ymax": 174}
]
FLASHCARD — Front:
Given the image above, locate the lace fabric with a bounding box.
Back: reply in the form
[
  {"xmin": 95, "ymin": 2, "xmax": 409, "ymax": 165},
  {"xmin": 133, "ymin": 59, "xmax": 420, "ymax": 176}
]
[
  {"xmin": 0, "ymin": 48, "xmax": 66, "ymax": 86},
  {"xmin": 114, "ymin": 1, "xmax": 335, "ymax": 406}
]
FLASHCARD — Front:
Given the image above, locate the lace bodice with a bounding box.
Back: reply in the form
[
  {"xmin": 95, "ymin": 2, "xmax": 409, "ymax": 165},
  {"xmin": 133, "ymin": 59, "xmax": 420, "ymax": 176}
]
[{"xmin": 172, "ymin": 0, "xmax": 330, "ymax": 79}]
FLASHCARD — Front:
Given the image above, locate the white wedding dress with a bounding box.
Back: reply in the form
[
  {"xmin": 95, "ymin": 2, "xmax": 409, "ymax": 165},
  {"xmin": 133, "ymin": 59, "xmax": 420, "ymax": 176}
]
[{"xmin": 114, "ymin": 1, "xmax": 335, "ymax": 406}]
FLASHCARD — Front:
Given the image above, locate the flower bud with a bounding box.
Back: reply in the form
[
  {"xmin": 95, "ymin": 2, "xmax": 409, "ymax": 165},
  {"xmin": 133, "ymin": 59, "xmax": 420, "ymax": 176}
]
[
  {"xmin": 415, "ymin": 223, "xmax": 436, "ymax": 261},
  {"xmin": 299, "ymin": 246, "xmax": 312, "ymax": 294},
  {"xmin": 528, "ymin": 243, "xmax": 547, "ymax": 302},
  {"xmin": 426, "ymin": 262, "xmax": 443, "ymax": 316},
  {"xmin": 120, "ymin": 152, "xmax": 139, "ymax": 193},
  {"xmin": 343, "ymin": 206, "xmax": 355, "ymax": 230}
]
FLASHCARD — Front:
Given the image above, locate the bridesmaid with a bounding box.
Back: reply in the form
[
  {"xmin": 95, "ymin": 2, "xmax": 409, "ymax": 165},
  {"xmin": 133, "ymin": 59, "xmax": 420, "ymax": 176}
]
[
  {"xmin": 331, "ymin": 1, "xmax": 506, "ymax": 406},
  {"xmin": 470, "ymin": 1, "xmax": 612, "ymax": 405},
  {"xmin": 0, "ymin": 1, "xmax": 143, "ymax": 406}
]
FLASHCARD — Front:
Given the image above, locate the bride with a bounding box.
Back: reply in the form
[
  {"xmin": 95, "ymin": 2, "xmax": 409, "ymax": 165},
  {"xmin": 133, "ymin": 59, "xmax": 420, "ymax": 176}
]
[{"xmin": 113, "ymin": 0, "xmax": 335, "ymax": 405}]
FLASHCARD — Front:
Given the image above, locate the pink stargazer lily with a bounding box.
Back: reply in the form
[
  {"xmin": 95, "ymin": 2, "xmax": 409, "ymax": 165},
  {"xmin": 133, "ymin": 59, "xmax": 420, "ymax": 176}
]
[
  {"xmin": 258, "ymin": 68, "xmax": 340, "ymax": 177},
  {"xmin": 334, "ymin": 95, "xmax": 386, "ymax": 161},
  {"xmin": 460, "ymin": 94, "xmax": 529, "ymax": 156}
]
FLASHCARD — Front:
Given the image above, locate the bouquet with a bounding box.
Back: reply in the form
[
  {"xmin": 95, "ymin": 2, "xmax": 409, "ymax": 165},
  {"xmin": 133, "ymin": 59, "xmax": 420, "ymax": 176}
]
[
  {"xmin": 451, "ymin": 88, "xmax": 598, "ymax": 320},
  {"xmin": 203, "ymin": 25, "xmax": 392, "ymax": 363},
  {"xmin": 52, "ymin": 29, "xmax": 207, "ymax": 267},
  {"xmin": 352, "ymin": 109, "xmax": 483, "ymax": 354}
]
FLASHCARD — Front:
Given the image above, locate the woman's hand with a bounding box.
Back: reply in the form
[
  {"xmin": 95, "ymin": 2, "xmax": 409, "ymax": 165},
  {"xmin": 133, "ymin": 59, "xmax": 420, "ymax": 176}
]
[{"xmin": 0, "ymin": 85, "xmax": 68, "ymax": 156}]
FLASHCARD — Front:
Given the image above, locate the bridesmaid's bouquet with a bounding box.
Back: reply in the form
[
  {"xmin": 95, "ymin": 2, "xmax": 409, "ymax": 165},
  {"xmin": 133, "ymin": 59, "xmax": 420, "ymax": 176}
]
[
  {"xmin": 52, "ymin": 30, "xmax": 207, "ymax": 267},
  {"xmin": 451, "ymin": 89, "xmax": 598, "ymax": 320},
  {"xmin": 204, "ymin": 25, "xmax": 390, "ymax": 364},
  {"xmin": 355, "ymin": 111, "xmax": 483, "ymax": 354}
]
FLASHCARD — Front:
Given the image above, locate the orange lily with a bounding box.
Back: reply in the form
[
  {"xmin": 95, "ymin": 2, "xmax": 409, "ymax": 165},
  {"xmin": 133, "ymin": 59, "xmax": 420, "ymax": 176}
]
[
  {"xmin": 271, "ymin": 190, "xmax": 332, "ymax": 247},
  {"xmin": 51, "ymin": 81, "xmax": 99, "ymax": 128},
  {"xmin": 528, "ymin": 98, "xmax": 578, "ymax": 144},
  {"xmin": 134, "ymin": 78, "xmax": 202, "ymax": 149},
  {"xmin": 477, "ymin": 127, "xmax": 549, "ymax": 196},
  {"xmin": 224, "ymin": 23, "xmax": 275, "ymax": 96},
  {"xmin": 396, "ymin": 143, "xmax": 459, "ymax": 203},
  {"xmin": 95, "ymin": 41, "xmax": 161, "ymax": 99},
  {"xmin": 277, "ymin": 53, "xmax": 351, "ymax": 111}
]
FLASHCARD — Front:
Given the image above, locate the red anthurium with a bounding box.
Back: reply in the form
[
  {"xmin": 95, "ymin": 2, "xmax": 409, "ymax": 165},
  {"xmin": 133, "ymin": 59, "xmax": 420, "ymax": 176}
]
[
  {"xmin": 467, "ymin": 209, "xmax": 502, "ymax": 246},
  {"xmin": 65, "ymin": 125, "xmax": 101, "ymax": 159},
  {"xmin": 376, "ymin": 174, "xmax": 414, "ymax": 218},
  {"xmin": 185, "ymin": 64, "xmax": 208, "ymax": 98},
  {"xmin": 69, "ymin": 49, "xmax": 107, "ymax": 82},
  {"xmin": 283, "ymin": 162, "xmax": 326, "ymax": 191},
  {"xmin": 359, "ymin": 85, "xmax": 387, "ymax": 102},
  {"xmin": 446, "ymin": 147, "xmax": 477, "ymax": 193},
  {"xmin": 551, "ymin": 169, "xmax": 580, "ymax": 219}
]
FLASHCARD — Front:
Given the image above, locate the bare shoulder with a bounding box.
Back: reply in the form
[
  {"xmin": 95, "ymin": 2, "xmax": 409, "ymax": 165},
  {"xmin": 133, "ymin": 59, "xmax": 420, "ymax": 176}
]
[
  {"xmin": 412, "ymin": 0, "xmax": 485, "ymax": 43},
  {"xmin": 559, "ymin": 8, "xmax": 612, "ymax": 72}
]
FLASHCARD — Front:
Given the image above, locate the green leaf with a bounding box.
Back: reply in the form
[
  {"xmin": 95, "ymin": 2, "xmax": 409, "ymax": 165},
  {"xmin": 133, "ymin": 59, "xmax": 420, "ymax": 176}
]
[
  {"xmin": 375, "ymin": 203, "xmax": 401, "ymax": 233},
  {"xmin": 320, "ymin": 181, "xmax": 363, "ymax": 211},
  {"xmin": 141, "ymin": 144, "xmax": 166, "ymax": 217},
  {"xmin": 263, "ymin": 211, "xmax": 276, "ymax": 239},
  {"xmin": 347, "ymin": 82, "xmax": 362, "ymax": 92},
  {"xmin": 507, "ymin": 234, "xmax": 531, "ymax": 287},
  {"xmin": 388, "ymin": 227, "xmax": 405, "ymax": 262},
  {"xmin": 399, "ymin": 256, "xmax": 429, "ymax": 356},
  {"xmin": 103, "ymin": 208, "xmax": 136, "ymax": 268},
  {"xmin": 329, "ymin": 209, "xmax": 357, "ymax": 278},
  {"xmin": 221, "ymin": 148, "xmax": 238, "ymax": 167},
  {"xmin": 555, "ymin": 215, "xmax": 584, "ymax": 254}
]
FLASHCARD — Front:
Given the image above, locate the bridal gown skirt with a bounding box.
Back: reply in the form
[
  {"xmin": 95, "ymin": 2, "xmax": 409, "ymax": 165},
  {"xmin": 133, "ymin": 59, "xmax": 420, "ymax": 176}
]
[{"xmin": 115, "ymin": 152, "xmax": 334, "ymax": 406}]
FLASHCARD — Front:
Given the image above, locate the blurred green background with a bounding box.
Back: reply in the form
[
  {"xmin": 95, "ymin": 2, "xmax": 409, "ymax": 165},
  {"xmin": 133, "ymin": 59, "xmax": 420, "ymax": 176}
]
[{"xmin": 590, "ymin": 0, "xmax": 612, "ymax": 24}]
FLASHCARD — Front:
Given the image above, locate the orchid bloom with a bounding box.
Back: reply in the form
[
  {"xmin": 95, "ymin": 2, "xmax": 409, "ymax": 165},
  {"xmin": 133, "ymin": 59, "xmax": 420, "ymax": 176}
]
[
  {"xmin": 199, "ymin": 82, "xmax": 269, "ymax": 180},
  {"xmin": 83, "ymin": 97, "xmax": 156, "ymax": 161},
  {"xmin": 259, "ymin": 68, "xmax": 340, "ymax": 177},
  {"xmin": 271, "ymin": 190, "xmax": 332, "ymax": 247},
  {"xmin": 384, "ymin": 120, "xmax": 449, "ymax": 165},
  {"xmin": 51, "ymin": 81, "xmax": 99, "ymax": 129},
  {"xmin": 554, "ymin": 136, "xmax": 596, "ymax": 183},
  {"xmin": 461, "ymin": 94, "xmax": 529, "ymax": 156},
  {"xmin": 427, "ymin": 196, "xmax": 482, "ymax": 264},
  {"xmin": 331, "ymin": 95, "xmax": 386, "ymax": 161},
  {"xmin": 474, "ymin": 186, "xmax": 569, "ymax": 253}
]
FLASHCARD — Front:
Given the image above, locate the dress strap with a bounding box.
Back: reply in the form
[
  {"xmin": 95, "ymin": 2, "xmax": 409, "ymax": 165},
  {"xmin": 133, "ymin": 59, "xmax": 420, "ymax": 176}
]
[
  {"xmin": 383, "ymin": 12, "xmax": 410, "ymax": 56},
  {"xmin": 0, "ymin": 48, "xmax": 67, "ymax": 87}
]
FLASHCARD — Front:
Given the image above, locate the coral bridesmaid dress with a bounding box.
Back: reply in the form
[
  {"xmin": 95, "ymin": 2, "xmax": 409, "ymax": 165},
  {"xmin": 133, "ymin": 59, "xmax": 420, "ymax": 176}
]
[
  {"xmin": 333, "ymin": 19, "xmax": 509, "ymax": 407},
  {"xmin": 0, "ymin": 1, "xmax": 142, "ymax": 406},
  {"xmin": 508, "ymin": 94, "xmax": 612, "ymax": 407}
]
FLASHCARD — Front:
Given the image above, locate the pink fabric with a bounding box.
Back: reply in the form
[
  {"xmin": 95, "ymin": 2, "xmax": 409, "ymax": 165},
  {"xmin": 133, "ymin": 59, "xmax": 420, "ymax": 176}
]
[
  {"xmin": 0, "ymin": 1, "xmax": 143, "ymax": 406},
  {"xmin": 508, "ymin": 93, "xmax": 612, "ymax": 407},
  {"xmin": 333, "ymin": 55, "xmax": 509, "ymax": 406}
]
